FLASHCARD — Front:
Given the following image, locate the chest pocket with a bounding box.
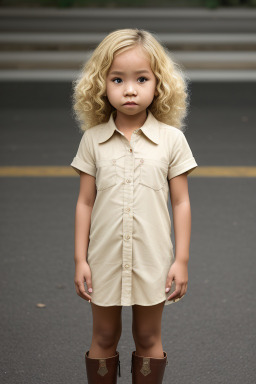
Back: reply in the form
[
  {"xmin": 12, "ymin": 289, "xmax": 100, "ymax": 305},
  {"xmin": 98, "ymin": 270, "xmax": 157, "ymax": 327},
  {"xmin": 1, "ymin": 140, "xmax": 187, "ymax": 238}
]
[
  {"xmin": 139, "ymin": 158, "xmax": 168, "ymax": 191},
  {"xmin": 95, "ymin": 159, "xmax": 117, "ymax": 191}
]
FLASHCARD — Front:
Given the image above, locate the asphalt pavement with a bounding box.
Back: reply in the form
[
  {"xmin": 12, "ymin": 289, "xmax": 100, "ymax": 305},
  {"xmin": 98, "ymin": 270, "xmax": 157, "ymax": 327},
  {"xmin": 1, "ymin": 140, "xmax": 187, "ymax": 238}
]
[{"xmin": 0, "ymin": 80, "xmax": 256, "ymax": 384}]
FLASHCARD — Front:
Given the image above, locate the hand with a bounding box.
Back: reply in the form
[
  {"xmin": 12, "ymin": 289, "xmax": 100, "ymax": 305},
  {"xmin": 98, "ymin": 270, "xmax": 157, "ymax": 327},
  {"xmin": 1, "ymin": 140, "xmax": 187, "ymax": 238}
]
[
  {"xmin": 165, "ymin": 260, "xmax": 188, "ymax": 302},
  {"xmin": 74, "ymin": 260, "xmax": 93, "ymax": 302}
]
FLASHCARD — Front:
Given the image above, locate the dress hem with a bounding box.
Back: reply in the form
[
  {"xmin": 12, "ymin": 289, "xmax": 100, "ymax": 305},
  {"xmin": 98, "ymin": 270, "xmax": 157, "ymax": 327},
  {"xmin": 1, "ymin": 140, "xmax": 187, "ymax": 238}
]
[{"xmin": 89, "ymin": 295, "xmax": 184, "ymax": 307}]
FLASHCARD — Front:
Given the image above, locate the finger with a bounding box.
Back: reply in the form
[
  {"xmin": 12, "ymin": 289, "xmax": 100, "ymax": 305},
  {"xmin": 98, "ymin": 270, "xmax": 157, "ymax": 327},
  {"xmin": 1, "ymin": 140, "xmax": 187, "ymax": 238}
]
[
  {"xmin": 77, "ymin": 282, "xmax": 92, "ymax": 301},
  {"xmin": 180, "ymin": 284, "xmax": 187, "ymax": 298},
  {"xmin": 168, "ymin": 285, "xmax": 181, "ymax": 301},
  {"xmin": 77, "ymin": 289, "xmax": 92, "ymax": 302},
  {"xmin": 179, "ymin": 285, "xmax": 185, "ymax": 298},
  {"xmin": 75, "ymin": 285, "xmax": 80, "ymax": 297},
  {"xmin": 78, "ymin": 282, "xmax": 87, "ymax": 295},
  {"xmin": 165, "ymin": 275, "xmax": 174, "ymax": 293},
  {"xmin": 75, "ymin": 284, "xmax": 88, "ymax": 300},
  {"xmin": 85, "ymin": 278, "xmax": 93, "ymax": 294}
]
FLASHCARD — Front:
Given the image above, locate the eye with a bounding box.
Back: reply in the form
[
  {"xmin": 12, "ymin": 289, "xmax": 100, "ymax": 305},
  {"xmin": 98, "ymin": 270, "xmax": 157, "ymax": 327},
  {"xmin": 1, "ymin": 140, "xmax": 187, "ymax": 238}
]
[
  {"xmin": 112, "ymin": 77, "xmax": 122, "ymax": 84},
  {"xmin": 111, "ymin": 76, "xmax": 149, "ymax": 84},
  {"xmin": 138, "ymin": 76, "xmax": 148, "ymax": 83}
]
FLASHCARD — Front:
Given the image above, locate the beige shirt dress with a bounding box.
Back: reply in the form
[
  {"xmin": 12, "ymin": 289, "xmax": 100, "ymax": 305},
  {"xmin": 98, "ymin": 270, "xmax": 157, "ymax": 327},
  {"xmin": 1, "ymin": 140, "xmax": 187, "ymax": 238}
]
[{"xmin": 70, "ymin": 109, "xmax": 198, "ymax": 307}]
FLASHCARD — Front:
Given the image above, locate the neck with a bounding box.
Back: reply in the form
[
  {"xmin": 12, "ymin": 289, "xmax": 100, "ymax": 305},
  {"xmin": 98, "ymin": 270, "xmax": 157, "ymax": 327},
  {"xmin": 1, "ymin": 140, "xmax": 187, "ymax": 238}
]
[{"xmin": 113, "ymin": 110, "xmax": 148, "ymax": 131}]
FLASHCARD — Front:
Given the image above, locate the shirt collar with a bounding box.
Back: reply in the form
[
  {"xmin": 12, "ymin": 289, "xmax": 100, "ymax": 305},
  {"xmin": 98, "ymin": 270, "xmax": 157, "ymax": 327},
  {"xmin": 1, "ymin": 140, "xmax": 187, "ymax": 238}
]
[{"xmin": 97, "ymin": 109, "xmax": 160, "ymax": 144}]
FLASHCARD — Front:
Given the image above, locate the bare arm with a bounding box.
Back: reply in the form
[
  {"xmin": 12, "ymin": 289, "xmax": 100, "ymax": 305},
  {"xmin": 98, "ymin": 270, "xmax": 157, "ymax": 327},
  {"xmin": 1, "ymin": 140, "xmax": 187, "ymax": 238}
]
[
  {"xmin": 165, "ymin": 172, "xmax": 191, "ymax": 301},
  {"xmin": 170, "ymin": 172, "xmax": 191, "ymax": 265},
  {"xmin": 74, "ymin": 172, "xmax": 96, "ymax": 263},
  {"xmin": 74, "ymin": 171, "xmax": 96, "ymax": 301}
]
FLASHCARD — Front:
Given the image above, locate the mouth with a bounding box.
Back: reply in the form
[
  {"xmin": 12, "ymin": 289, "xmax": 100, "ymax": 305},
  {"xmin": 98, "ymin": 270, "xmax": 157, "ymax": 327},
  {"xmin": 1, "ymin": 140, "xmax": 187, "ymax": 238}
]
[{"xmin": 124, "ymin": 102, "xmax": 137, "ymax": 105}]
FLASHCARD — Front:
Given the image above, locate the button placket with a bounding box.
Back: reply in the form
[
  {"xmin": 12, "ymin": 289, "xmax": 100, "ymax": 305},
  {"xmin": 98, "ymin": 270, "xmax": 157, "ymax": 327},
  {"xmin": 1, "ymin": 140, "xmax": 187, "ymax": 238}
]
[
  {"xmin": 120, "ymin": 129, "xmax": 142, "ymax": 304},
  {"xmin": 121, "ymin": 137, "xmax": 136, "ymax": 305}
]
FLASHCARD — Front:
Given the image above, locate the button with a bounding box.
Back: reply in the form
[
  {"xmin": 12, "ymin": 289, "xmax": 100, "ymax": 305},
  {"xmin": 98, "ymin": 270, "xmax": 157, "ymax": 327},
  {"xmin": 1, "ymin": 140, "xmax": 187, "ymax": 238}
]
[
  {"xmin": 112, "ymin": 159, "xmax": 116, "ymax": 164},
  {"xmin": 126, "ymin": 179, "xmax": 131, "ymax": 183},
  {"xmin": 125, "ymin": 207, "xmax": 130, "ymax": 212},
  {"xmin": 125, "ymin": 264, "xmax": 130, "ymax": 269},
  {"xmin": 124, "ymin": 234, "xmax": 130, "ymax": 240},
  {"xmin": 129, "ymin": 148, "xmax": 133, "ymax": 153}
]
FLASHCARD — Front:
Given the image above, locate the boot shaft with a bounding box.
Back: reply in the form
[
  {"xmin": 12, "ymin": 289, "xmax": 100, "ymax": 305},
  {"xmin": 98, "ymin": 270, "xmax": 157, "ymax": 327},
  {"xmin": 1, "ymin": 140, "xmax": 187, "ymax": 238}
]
[
  {"xmin": 85, "ymin": 350, "xmax": 121, "ymax": 383},
  {"xmin": 131, "ymin": 350, "xmax": 168, "ymax": 384}
]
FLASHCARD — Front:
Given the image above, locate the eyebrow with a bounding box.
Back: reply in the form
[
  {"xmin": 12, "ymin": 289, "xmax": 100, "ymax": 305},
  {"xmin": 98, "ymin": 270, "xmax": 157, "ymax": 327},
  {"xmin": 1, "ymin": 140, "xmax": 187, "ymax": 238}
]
[{"xmin": 109, "ymin": 70, "xmax": 151, "ymax": 75}]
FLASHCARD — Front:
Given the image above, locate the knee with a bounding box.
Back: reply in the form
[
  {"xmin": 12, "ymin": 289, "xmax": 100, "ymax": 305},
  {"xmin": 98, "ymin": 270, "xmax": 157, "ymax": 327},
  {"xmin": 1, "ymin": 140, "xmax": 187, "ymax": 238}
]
[
  {"xmin": 132, "ymin": 327, "xmax": 160, "ymax": 350},
  {"xmin": 94, "ymin": 324, "xmax": 122, "ymax": 349}
]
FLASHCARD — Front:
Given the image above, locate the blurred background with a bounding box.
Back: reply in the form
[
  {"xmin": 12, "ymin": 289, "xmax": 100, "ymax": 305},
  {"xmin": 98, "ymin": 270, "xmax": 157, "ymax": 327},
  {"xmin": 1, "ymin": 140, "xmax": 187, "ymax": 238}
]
[
  {"xmin": 0, "ymin": 1, "xmax": 255, "ymax": 384},
  {"xmin": 1, "ymin": 0, "xmax": 256, "ymax": 8}
]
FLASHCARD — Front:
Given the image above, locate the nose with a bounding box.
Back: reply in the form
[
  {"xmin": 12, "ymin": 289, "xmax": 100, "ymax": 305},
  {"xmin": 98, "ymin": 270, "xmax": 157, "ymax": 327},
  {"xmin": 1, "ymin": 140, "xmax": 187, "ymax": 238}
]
[{"xmin": 124, "ymin": 82, "xmax": 137, "ymax": 95}]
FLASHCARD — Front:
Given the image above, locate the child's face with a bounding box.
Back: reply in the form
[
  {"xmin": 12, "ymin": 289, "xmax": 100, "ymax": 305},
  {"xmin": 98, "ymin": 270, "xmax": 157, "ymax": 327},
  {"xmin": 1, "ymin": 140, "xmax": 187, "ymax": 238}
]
[{"xmin": 106, "ymin": 45, "xmax": 157, "ymax": 117}]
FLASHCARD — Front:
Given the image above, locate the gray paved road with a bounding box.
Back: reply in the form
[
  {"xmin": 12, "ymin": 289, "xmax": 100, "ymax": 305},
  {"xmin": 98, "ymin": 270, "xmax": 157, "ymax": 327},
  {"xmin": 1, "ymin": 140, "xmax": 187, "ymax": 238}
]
[{"xmin": 0, "ymin": 82, "xmax": 256, "ymax": 384}]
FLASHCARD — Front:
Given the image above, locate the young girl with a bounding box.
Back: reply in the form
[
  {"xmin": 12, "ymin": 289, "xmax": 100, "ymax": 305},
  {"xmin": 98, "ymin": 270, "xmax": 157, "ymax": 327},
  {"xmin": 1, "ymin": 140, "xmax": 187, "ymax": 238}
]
[{"xmin": 70, "ymin": 28, "xmax": 198, "ymax": 384}]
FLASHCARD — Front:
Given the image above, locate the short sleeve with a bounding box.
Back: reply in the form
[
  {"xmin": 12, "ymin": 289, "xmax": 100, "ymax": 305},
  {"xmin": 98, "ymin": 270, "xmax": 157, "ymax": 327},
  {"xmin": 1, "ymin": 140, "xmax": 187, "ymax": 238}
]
[
  {"xmin": 70, "ymin": 131, "xmax": 96, "ymax": 177},
  {"xmin": 168, "ymin": 131, "xmax": 198, "ymax": 180}
]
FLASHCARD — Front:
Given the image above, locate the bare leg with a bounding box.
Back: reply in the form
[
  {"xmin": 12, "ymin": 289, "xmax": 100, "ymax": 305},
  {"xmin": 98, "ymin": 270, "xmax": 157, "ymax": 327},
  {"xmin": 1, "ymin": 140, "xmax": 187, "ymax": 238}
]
[
  {"xmin": 88, "ymin": 303, "xmax": 122, "ymax": 358},
  {"xmin": 132, "ymin": 300, "xmax": 165, "ymax": 358}
]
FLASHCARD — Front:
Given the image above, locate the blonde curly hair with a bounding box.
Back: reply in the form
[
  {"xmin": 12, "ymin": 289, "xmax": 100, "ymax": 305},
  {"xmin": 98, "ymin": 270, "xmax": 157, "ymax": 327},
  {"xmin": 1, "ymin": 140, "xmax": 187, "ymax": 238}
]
[{"xmin": 72, "ymin": 28, "xmax": 190, "ymax": 133}]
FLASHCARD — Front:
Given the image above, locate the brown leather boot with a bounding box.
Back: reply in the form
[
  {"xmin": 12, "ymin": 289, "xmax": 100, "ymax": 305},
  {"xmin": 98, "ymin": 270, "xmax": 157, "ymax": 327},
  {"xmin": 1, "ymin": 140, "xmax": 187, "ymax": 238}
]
[
  {"xmin": 131, "ymin": 350, "xmax": 168, "ymax": 384},
  {"xmin": 85, "ymin": 350, "xmax": 121, "ymax": 383}
]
